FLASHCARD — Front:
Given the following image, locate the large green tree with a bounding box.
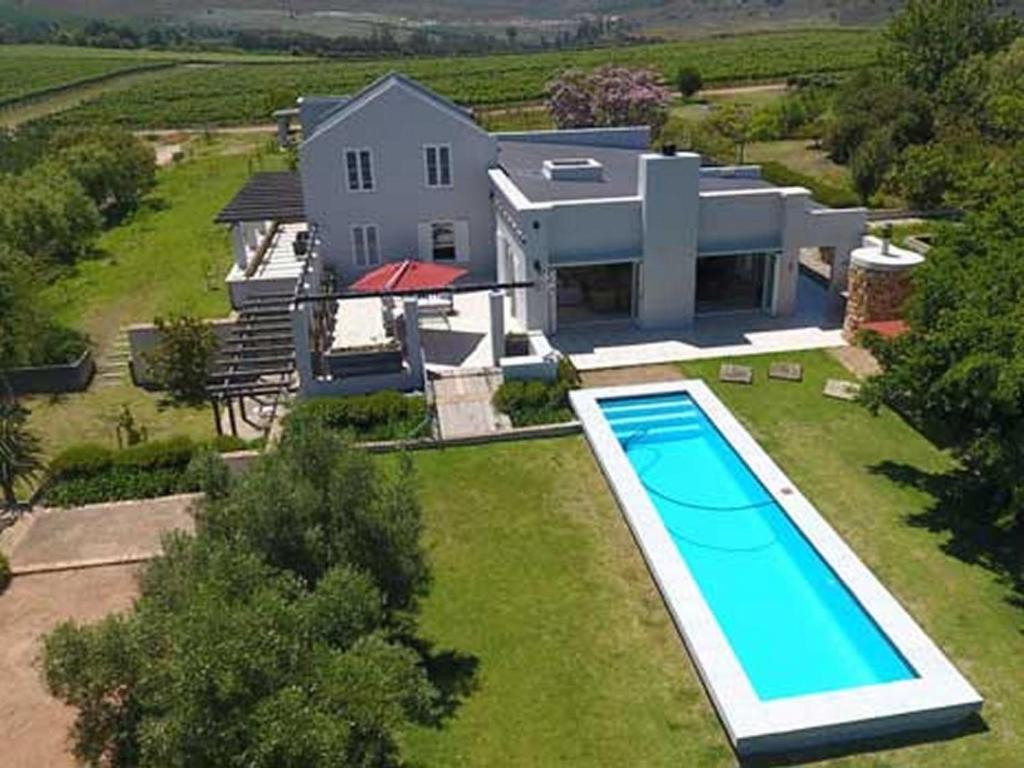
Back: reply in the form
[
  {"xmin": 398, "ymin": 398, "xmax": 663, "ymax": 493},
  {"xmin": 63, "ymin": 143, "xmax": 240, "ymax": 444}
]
[
  {"xmin": 862, "ymin": 148, "xmax": 1024, "ymax": 520},
  {"xmin": 43, "ymin": 428, "xmax": 438, "ymax": 767},
  {"xmin": 886, "ymin": 0, "xmax": 1020, "ymax": 92}
]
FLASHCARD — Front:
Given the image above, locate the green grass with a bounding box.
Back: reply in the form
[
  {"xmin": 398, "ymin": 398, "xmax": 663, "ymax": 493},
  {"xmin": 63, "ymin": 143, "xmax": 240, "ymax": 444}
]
[
  {"xmin": 43, "ymin": 134, "xmax": 280, "ymax": 350},
  {"xmin": 401, "ymin": 349, "xmax": 1023, "ymax": 766},
  {"xmin": 23, "ymin": 134, "xmax": 280, "ymax": 468},
  {"xmin": 39, "ymin": 29, "xmax": 879, "ymax": 129}
]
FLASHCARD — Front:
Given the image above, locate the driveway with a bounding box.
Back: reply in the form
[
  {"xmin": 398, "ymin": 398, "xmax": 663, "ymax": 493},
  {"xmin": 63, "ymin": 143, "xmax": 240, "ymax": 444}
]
[{"xmin": 0, "ymin": 495, "xmax": 197, "ymax": 767}]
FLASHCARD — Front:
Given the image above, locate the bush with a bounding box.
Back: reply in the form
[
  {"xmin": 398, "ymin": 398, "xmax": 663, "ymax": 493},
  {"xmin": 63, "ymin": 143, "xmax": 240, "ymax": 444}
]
[
  {"xmin": 144, "ymin": 315, "xmax": 217, "ymax": 404},
  {"xmin": 677, "ymin": 66, "xmax": 703, "ymax": 99},
  {"xmin": 284, "ymin": 392, "xmax": 428, "ymax": 441},
  {"xmin": 758, "ymin": 160, "xmax": 862, "ymax": 208},
  {"xmin": 183, "ymin": 448, "xmax": 231, "ymax": 501},
  {"xmin": 493, "ymin": 358, "xmax": 579, "ymax": 427},
  {"xmin": 0, "ymin": 551, "xmax": 10, "ymax": 594},
  {"xmin": 42, "ymin": 435, "xmax": 252, "ymax": 507}
]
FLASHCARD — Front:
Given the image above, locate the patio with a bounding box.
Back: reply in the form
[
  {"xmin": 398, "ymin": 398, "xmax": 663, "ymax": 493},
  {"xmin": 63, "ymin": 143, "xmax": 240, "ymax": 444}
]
[{"xmin": 554, "ymin": 273, "xmax": 845, "ymax": 370}]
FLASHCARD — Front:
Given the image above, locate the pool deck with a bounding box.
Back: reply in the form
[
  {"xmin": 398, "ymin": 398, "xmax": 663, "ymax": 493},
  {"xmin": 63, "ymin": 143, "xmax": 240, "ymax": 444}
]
[
  {"xmin": 556, "ymin": 274, "xmax": 846, "ymax": 371},
  {"xmin": 570, "ymin": 381, "xmax": 982, "ymax": 757}
]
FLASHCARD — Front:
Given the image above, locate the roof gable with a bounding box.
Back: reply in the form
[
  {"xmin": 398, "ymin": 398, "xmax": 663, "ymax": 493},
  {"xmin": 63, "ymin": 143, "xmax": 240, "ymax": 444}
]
[{"xmin": 303, "ymin": 73, "xmax": 484, "ymax": 146}]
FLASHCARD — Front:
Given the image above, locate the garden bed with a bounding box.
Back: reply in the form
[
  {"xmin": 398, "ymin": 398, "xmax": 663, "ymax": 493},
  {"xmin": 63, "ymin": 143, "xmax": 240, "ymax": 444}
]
[{"xmin": 283, "ymin": 391, "xmax": 428, "ymax": 441}]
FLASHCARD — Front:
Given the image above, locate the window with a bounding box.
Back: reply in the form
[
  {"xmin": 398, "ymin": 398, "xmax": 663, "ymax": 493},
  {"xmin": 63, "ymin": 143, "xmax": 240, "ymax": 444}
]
[
  {"xmin": 352, "ymin": 224, "xmax": 380, "ymax": 266},
  {"xmin": 431, "ymin": 222, "xmax": 456, "ymax": 261},
  {"xmin": 344, "ymin": 149, "xmax": 374, "ymax": 191},
  {"xmin": 424, "ymin": 144, "xmax": 452, "ymax": 187}
]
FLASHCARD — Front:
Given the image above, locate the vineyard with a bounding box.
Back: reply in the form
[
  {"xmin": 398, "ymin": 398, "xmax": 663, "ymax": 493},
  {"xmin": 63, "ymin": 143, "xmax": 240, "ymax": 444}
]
[
  {"xmin": 0, "ymin": 52, "xmax": 162, "ymax": 105},
  {"xmin": 35, "ymin": 29, "xmax": 879, "ymax": 129}
]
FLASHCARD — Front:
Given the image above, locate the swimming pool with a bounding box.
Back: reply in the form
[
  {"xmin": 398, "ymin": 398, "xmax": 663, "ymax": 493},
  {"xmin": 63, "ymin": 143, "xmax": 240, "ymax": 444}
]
[{"xmin": 571, "ymin": 382, "xmax": 981, "ymax": 755}]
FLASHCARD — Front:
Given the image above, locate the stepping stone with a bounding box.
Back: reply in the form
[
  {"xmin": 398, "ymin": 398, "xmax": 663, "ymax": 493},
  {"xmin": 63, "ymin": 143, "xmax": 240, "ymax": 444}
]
[
  {"xmin": 823, "ymin": 379, "xmax": 861, "ymax": 401},
  {"xmin": 719, "ymin": 364, "xmax": 754, "ymax": 385},
  {"xmin": 769, "ymin": 362, "xmax": 804, "ymax": 382}
]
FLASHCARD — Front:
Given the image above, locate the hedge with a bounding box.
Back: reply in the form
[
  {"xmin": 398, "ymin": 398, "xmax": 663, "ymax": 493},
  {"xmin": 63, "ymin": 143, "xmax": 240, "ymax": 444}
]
[
  {"xmin": 283, "ymin": 391, "xmax": 428, "ymax": 441},
  {"xmin": 41, "ymin": 434, "xmax": 255, "ymax": 507},
  {"xmin": 493, "ymin": 359, "xmax": 580, "ymax": 427}
]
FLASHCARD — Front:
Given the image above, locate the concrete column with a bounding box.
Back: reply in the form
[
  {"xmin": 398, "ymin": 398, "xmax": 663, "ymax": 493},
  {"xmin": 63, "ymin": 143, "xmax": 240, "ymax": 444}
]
[
  {"xmin": 403, "ymin": 297, "xmax": 424, "ymax": 387},
  {"xmin": 520, "ymin": 211, "xmax": 552, "ymax": 334},
  {"xmin": 775, "ymin": 189, "xmax": 811, "ymax": 316},
  {"xmin": 231, "ymin": 224, "xmax": 247, "ymax": 269},
  {"xmin": 489, "ymin": 289, "xmax": 505, "ymax": 366},
  {"xmin": 637, "ymin": 152, "xmax": 700, "ymax": 329},
  {"xmin": 291, "ymin": 303, "xmax": 313, "ymax": 393}
]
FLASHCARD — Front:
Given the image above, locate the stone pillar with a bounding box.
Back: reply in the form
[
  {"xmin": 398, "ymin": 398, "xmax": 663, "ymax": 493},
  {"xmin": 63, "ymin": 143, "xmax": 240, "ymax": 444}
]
[
  {"xmin": 489, "ymin": 289, "xmax": 505, "ymax": 366},
  {"xmin": 403, "ymin": 297, "xmax": 424, "ymax": 387},
  {"xmin": 842, "ymin": 242, "xmax": 923, "ymax": 340}
]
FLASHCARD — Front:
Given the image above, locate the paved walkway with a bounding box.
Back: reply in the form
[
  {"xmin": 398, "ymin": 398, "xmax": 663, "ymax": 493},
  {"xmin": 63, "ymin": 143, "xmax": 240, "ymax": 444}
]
[
  {"xmin": 433, "ymin": 370, "xmax": 512, "ymax": 439},
  {"xmin": 1, "ymin": 495, "xmax": 197, "ymax": 574}
]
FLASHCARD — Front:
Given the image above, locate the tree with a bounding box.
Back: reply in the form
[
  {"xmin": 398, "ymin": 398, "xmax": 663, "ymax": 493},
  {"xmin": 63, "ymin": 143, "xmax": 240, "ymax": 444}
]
[
  {"xmin": 705, "ymin": 102, "xmax": 754, "ymax": 164},
  {"xmin": 862, "ymin": 148, "xmax": 1024, "ymax": 523},
  {"xmin": 849, "ymin": 129, "xmax": 897, "ymax": 202},
  {"xmin": 547, "ymin": 66, "xmax": 672, "ymax": 137},
  {"xmin": 0, "ymin": 393, "xmax": 43, "ymax": 507},
  {"xmin": 51, "ymin": 128, "xmax": 156, "ymax": 224},
  {"xmin": 886, "ymin": 0, "xmax": 1020, "ymax": 92},
  {"xmin": 43, "ymin": 430, "xmax": 439, "ymax": 767},
  {"xmin": 0, "ymin": 161, "xmax": 101, "ymax": 262},
  {"xmin": 144, "ymin": 315, "xmax": 217, "ymax": 404},
  {"xmin": 676, "ymin": 66, "xmax": 703, "ymax": 99}
]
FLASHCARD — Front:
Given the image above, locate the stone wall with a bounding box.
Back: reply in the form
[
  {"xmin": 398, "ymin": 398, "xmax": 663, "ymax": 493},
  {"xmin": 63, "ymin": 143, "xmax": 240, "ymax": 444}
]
[{"xmin": 843, "ymin": 264, "xmax": 915, "ymax": 339}]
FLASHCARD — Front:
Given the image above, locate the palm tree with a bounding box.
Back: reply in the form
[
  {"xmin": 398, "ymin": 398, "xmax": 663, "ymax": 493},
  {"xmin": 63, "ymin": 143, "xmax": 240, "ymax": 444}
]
[{"xmin": 0, "ymin": 392, "xmax": 43, "ymax": 508}]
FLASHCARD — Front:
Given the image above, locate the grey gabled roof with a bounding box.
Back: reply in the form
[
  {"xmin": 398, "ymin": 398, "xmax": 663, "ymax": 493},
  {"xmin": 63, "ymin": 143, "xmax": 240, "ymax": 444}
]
[
  {"xmin": 215, "ymin": 172, "xmax": 305, "ymax": 224},
  {"xmin": 303, "ymin": 72, "xmax": 481, "ymax": 145}
]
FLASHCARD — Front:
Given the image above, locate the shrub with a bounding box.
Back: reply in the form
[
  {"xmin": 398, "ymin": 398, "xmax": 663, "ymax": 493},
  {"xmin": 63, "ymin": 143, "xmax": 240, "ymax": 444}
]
[
  {"xmin": 144, "ymin": 315, "xmax": 217, "ymax": 404},
  {"xmin": 41, "ymin": 435, "xmax": 246, "ymax": 507},
  {"xmin": 183, "ymin": 448, "xmax": 231, "ymax": 501},
  {"xmin": 493, "ymin": 358, "xmax": 579, "ymax": 427},
  {"xmin": 758, "ymin": 161, "xmax": 862, "ymax": 208},
  {"xmin": 677, "ymin": 66, "xmax": 703, "ymax": 99},
  {"xmin": 284, "ymin": 392, "xmax": 428, "ymax": 441},
  {"xmin": 0, "ymin": 551, "xmax": 10, "ymax": 594}
]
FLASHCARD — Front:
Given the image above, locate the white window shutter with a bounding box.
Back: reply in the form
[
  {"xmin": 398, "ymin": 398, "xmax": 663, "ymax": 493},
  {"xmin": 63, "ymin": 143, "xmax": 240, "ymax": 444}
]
[
  {"xmin": 455, "ymin": 221, "xmax": 470, "ymax": 262},
  {"xmin": 417, "ymin": 223, "xmax": 432, "ymax": 260}
]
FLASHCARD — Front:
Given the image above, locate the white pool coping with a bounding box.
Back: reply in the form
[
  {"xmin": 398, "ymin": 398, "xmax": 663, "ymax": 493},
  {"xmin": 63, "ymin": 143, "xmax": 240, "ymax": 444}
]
[{"xmin": 570, "ymin": 381, "xmax": 982, "ymax": 756}]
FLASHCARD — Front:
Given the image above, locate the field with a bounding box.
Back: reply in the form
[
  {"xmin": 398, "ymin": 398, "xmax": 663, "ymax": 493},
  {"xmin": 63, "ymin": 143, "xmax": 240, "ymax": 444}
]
[
  {"xmin": 34, "ymin": 29, "xmax": 879, "ymax": 129},
  {"xmin": 0, "ymin": 52, "xmax": 166, "ymax": 105},
  {"xmin": 403, "ymin": 350, "xmax": 1023, "ymax": 766}
]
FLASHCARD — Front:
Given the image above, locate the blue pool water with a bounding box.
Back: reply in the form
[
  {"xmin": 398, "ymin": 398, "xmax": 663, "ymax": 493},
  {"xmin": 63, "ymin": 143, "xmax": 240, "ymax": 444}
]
[{"xmin": 601, "ymin": 393, "xmax": 915, "ymax": 700}]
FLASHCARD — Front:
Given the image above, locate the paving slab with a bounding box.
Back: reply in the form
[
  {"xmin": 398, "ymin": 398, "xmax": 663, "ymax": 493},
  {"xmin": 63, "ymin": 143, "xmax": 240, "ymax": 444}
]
[
  {"xmin": 769, "ymin": 362, "xmax": 804, "ymax": 382},
  {"xmin": 433, "ymin": 370, "xmax": 512, "ymax": 440},
  {"xmin": 0, "ymin": 565, "xmax": 140, "ymax": 768},
  {"xmin": 823, "ymin": 378, "xmax": 862, "ymax": 401},
  {"xmin": 1, "ymin": 495, "xmax": 197, "ymax": 573},
  {"xmin": 720, "ymin": 363, "xmax": 754, "ymax": 385}
]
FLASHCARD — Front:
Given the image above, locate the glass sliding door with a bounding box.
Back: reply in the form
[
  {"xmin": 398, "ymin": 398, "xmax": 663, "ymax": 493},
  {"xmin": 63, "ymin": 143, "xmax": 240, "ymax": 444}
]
[{"xmin": 695, "ymin": 252, "xmax": 778, "ymax": 315}]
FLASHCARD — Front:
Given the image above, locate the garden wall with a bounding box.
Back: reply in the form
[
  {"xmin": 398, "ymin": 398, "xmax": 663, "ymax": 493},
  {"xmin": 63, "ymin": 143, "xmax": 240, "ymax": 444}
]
[{"xmin": 1, "ymin": 350, "xmax": 95, "ymax": 395}]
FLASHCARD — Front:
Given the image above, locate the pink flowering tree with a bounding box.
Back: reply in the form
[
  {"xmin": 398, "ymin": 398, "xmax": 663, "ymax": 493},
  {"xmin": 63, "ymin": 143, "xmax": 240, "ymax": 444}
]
[{"xmin": 546, "ymin": 66, "xmax": 672, "ymax": 137}]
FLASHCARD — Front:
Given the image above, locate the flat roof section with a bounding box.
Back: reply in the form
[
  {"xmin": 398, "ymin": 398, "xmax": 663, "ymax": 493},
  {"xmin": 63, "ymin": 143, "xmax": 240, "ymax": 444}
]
[
  {"xmin": 497, "ymin": 140, "xmax": 779, "ymax": 203},
  {"xmin": 215, "ymin": 171, "xmax": 306, "ymax": 224}
]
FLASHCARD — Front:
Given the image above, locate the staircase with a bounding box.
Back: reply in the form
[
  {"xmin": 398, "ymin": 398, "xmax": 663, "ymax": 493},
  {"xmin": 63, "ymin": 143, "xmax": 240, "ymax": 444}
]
[{"xmin": 94, "ymin": 330, "xmax": 131, "ymax": 387}]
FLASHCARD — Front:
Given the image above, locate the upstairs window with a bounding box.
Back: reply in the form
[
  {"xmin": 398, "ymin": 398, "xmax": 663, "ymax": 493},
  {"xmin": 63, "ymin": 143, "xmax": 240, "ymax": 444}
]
[
  {"xmin": 431, "ymin": 222, "xmax": 456, "ymax": 261},
  {"xmin": 424, "ymin": 144, "xmax": 452, "ymax": 188},
  {"xmin": 352, "ymin": 224, "xmax": 380, "ymax": 266},
  {"xmin": 345, "ymin": 148, "xmax": 374, "ymax": 191}
]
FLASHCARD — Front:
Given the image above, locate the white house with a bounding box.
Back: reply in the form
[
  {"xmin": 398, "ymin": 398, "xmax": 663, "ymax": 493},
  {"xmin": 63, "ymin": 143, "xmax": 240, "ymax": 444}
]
[{"xmin": 217, "ymin": 73, "xmax": 866, "ymax": 390}]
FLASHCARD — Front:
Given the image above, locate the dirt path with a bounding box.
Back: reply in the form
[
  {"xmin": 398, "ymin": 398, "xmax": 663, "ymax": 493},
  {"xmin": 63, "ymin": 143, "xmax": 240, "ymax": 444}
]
[{"xmin": 0, "ymin": 565, "xmax": 141, "ymax": 768}]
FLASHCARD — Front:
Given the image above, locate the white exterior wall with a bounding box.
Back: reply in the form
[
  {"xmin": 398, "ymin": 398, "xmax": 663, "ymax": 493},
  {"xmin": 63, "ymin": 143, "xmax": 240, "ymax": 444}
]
[
  {"xmin": 639, "ymin": 153, "xmax": 701, "ymax": 329},
  {"xmin": 546, "ymin": 199, "xmax": 642, "ymax": 265},
  {"xmin": 300, "ymin": 81, "xmax": 498, "ymax": 285}
]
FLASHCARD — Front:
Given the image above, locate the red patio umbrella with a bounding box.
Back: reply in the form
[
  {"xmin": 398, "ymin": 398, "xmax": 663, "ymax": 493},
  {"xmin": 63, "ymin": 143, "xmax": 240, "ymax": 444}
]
[{"xmin": 350, "ymin": 259, "xmax": 468, "ymax": 293}]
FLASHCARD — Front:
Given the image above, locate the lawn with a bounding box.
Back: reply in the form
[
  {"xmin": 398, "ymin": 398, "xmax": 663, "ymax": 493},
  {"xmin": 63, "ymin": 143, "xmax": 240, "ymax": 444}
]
[
  {"xmin": 402, "ymin": 349, "xmax": 1023, "ymax": 766},
  {"xmin": 43, "ymin": 133, "xmax": 279, "ymax": 351},
  {"xmin": 746, "ymin": 138, "xmax": 853, "ymax": 190},
  {"xmin": 23, "ymin": 134, "xmax": 280, "ymax": 467}
]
